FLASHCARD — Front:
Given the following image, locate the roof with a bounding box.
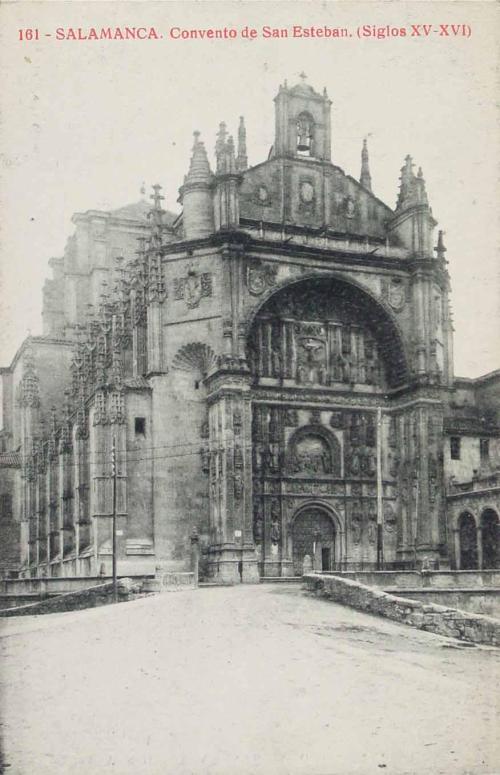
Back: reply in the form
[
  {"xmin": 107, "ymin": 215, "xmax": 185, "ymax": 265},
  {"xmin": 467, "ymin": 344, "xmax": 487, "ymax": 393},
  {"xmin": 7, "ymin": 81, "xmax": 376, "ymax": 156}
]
[
  {"xmin": 454, "ymin": 369, "xmax": 500, "ymax": 388},
  {"xmin": 110, "ymin": 200, "xmax": 178, "ymax": 226}
]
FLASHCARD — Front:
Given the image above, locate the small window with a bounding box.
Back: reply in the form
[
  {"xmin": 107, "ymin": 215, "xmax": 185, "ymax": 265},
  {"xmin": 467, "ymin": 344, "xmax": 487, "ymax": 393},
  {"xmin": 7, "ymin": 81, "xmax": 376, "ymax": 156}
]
[
  {"xmin": 194, "ymin": 380, "xmax": 200, "ymax": 390},
  {"xmin": 480, "ymin": 438, "xmax": 490, "ymax": 461},
  {"xmin": 134, "ymin": 417, "xmax": 146, "ymax": 436},
  {"xmin": 450, "ymin": 436, "xmax": 461, "ymax": 460}
]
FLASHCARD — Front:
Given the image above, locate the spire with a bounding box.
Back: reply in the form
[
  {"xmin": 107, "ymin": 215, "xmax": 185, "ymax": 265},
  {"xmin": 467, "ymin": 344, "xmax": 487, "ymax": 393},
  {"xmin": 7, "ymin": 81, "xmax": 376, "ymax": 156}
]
[
  {"xmin": 360, "ymin": 137, "xmax": 372, "ymax": 192},
  {"xmin": 236, "ymin": 116, "xmax": 247, "ymax": 172},
  {"xmin": 215, "ymin": 121, "xmax": 228, "ymax": 172},
  {"xmin": 179, "ymin": 131, "xmax": 214, "ymax": 239},
  {"xmin": 434, "ymin": 230, "xmax": 447, "ymax": 260},
  {"xmin": 185, "ymin": 131, "xmax": 212, "ymax": 184},
  {"xmin": 391, "ymin": 154, "xmax": 436, "ymax": 257},
  {"xmin": 396, "ymin": 155, "xmax": 415, "ymax": 210},
  {"xmin": 226, "ymin": 135, "xmax": 236, "ymax": 173},
  {"xmin": 415, "ymin": 166, "xmax": 429, "ymax": 205},
  {"xmin": 21, "ymin": 341, "xmax": 40, "ymax": 408}
]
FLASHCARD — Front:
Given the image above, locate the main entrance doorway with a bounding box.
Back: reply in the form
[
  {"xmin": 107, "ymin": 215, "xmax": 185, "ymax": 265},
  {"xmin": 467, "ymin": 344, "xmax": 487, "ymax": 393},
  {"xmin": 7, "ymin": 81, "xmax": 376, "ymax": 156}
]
[{"xmin": 292, "ymin": 507, "xmax": 336, "ymax": 575}]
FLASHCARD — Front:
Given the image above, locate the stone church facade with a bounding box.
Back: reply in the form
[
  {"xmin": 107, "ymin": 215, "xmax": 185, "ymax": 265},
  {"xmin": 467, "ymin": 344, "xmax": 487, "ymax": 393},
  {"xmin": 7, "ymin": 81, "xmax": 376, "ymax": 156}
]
[{"xmin": 1, "ymin": 79, "xmax": 499, "ymax": 581}]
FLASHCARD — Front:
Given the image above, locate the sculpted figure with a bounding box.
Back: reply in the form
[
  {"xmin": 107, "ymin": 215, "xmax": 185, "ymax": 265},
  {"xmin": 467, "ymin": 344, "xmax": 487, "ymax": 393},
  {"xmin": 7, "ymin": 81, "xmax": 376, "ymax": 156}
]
[{"xmin": 270, "ymin": 518, "xmax": 281, "ymax": 544}]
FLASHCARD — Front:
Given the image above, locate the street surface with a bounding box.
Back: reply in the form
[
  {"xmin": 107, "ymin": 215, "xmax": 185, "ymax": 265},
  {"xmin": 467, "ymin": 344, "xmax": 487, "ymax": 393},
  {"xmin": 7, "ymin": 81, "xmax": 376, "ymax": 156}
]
[{"xmin": 0, "ymin": 584, "xmax": 499, "ymax": 775}]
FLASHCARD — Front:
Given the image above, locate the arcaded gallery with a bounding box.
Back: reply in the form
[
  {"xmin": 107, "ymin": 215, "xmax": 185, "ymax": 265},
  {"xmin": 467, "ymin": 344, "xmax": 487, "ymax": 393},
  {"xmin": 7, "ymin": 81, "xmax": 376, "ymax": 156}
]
[{"xmin": 0, "ymin": 78, "xmax": 499, "ymax": 581}]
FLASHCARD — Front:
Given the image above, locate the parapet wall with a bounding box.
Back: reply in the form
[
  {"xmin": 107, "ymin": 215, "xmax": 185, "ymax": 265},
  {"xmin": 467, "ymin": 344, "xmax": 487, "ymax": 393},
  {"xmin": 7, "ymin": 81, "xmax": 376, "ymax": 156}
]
[
  {"xmin": 303, "ymin": 573, "xmax": 500, "ymax": 647},
  {"xmin": 0, "ymin": 580, "xmax": 144, "ymax": 617}
]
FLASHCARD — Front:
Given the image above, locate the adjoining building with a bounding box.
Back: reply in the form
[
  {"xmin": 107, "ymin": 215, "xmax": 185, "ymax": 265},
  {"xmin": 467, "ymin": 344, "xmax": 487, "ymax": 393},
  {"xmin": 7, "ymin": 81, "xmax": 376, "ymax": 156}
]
[{"xmin": 1, "ymin": 78, "xmax": 499, "ymax": 581}]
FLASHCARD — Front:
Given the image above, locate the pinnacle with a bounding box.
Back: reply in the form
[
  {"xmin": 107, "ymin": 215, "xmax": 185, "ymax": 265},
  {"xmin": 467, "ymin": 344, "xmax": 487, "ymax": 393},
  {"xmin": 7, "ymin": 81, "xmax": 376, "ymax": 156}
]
[{"xmin": 186, "ymin": 133, "xmax": 211, "ymax": 184}]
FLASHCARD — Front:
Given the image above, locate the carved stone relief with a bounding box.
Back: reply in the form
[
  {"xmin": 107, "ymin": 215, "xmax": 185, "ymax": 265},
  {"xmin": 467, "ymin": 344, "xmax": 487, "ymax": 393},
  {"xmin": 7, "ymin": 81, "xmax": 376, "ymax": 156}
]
[
  {"xmin": 381, "ymin": 277, "xmax": 407, "ymax": 312},
  {"xmin": 173, "ymin": 270, "xmax": 212, "ymax": 308},
  {"xmin": 246, "ymin": 260, "xmax": 278, "ymax": 296}
]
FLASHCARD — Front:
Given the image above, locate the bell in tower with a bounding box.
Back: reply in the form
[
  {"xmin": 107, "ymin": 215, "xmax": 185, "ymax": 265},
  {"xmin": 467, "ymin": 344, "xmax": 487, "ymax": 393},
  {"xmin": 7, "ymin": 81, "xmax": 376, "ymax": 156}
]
[
  {"xmin": 296, "ymin": 112, "xmax": 314, "ymax": 154},
  {"xmin": 272, "ymin": 73, "xmax": 332, "ymax": 161}
]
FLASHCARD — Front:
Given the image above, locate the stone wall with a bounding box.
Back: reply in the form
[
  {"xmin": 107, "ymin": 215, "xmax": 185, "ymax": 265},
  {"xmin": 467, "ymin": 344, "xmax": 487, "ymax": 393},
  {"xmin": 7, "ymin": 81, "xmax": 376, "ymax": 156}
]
[
  {"xmin": 393, "ymin": 589, "xmax": 500, "ymax": 619},
  {"xmin": 323, "ymin": 569, "xmax": 500, "ymax": 589},
  {"xmin": 0, "ymin": 579, "xmax": 144, "ymax": 618},
  {"xmin": 303, "ymin": 572, "xmax": 500, "ymax": 647}
]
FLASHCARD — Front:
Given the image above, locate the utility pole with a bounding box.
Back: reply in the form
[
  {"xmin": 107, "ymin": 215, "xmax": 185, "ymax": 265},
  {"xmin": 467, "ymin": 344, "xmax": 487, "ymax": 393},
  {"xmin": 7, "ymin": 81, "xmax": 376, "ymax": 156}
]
[
  {"xmin": 376, "ymin": 407, "xmax": 384, "ymax": 570},
  {"xmin": 111, "ymin": 436, "xmax": 117, "ymax": 603}
]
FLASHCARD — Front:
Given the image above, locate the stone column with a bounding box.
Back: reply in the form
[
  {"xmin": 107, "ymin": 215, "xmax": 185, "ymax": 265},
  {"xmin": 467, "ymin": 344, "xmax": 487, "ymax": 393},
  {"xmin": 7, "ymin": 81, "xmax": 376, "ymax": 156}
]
[
  {"xmin": 205, "ymin": 368, "xmax": 259, "ymax": 583},
  {"xmin": 453, "ymin": 527, "xmax": 461, "ymax": 570},
  {"xmin": 477, "ymin": 526, "xmax": 483, "ymax": 570},
  {"xmin": 190, "ymin": 528, "xmax": 200, "ymax": 586}
]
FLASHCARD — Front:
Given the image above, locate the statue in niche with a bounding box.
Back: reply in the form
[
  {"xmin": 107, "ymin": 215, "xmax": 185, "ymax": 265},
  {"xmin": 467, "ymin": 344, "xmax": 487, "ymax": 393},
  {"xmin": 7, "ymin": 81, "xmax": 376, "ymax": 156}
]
[
  {"xmin": 351, "ymin": 511, "xmax": 362, "ymax": 544},
  {"xmin": 384, "ymin": 504, "xmax": 397, "ymax": 533},
  {"xmin": 331, "ymin": 354, "xmax": 341, "ymax": 382},
  {"xmin": 350, "ymin": 415, "xmax": 360, "ymax": 445},
  {"xmin": 366, "ymin": 418, "xmax": 376, "ymax": 447},
  {"xmin": 234, "ymin": 472, "xmax": 244, "ymax": 500},
  {"xmin": 349, "ymin": 448, "xmax": 361, "ymax": 476},
  {"xmin": 388, "ymin": 452, "xmax": 400, "ymax": 479},
  {"xmin": 366, "ymin": 358, "xmax": 378, "ymax": 385},
  {"xmin": 359, "ymin": 415, "xmax": 368, "ymax": 446},
  {"xmin": 271, "ymin": 347, "xmax": 281, "ymax": 377},
  {"xmin": 365, "ymin": 447, "xmax": 376, "ymax": 478},
  {"xmin": 342, "ymin": 354, "xmax": 351, "ymax": 383},
  {"xmin": 254, "ymin": 443, "xmax": 270, "ymax": 472},
  {"xmin": 233, "ymin": 409, "xmax": 242, "ymax": 435},
  {"xmin": 234, "ymin": 444, "xmax": 243, "ymax": 469},
  {"xmin": 269, "ymin": 444, "xmax": 280, "ymax": 472},
  {"xmin": 348, "ymin": 353, "xmax": 357, "ymax": 384},
  {"xmin": 253, "ymin": 503, "xmax": 263, "ymax": 543},
  {"xmin": 367, "ymin": 512, "xmax": 377, "ymax": 545},
  {"xmin": 296, "ymin": 364, "xmax": 307, "ymax": 384},
  {"xmin": 269, "ymin": 500, "xmax": 281, "ymax": 544}
]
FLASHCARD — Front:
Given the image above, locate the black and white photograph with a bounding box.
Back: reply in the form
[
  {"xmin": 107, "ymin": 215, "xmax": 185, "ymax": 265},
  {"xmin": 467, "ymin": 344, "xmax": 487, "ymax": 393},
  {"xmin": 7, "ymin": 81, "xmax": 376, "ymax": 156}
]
[{"xmin": 0, "ymin": 2, "xmax": 499, "ymax": 773}]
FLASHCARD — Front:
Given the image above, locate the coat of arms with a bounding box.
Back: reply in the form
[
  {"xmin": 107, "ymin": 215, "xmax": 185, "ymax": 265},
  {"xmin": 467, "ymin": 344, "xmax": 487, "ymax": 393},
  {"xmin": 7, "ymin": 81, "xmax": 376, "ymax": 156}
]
[
  {"xmin": 174, "ymin": 270, "xmax": 213, "ymax": 308},
  {"xmin": 246, "ymin": 261, "xmax": 278, "ymax": 296},
  {"xmin": 381, "ymin": 277, "xmax": 406, "ymax": 312}
]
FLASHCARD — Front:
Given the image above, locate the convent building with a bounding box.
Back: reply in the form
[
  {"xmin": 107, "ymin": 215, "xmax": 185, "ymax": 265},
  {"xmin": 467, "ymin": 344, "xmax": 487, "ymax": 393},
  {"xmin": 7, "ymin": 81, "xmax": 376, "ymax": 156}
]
[{"xmin": 1, "ymin": 78, "xmax": 499, "ymax": 581}]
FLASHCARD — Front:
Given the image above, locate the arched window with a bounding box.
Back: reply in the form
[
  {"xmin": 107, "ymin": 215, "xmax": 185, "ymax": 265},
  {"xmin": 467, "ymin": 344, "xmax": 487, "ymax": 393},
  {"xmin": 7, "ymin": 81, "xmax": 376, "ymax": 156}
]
[
  {"xmin": 481, "ymin": 509, "xmax": 499, "ymax": 569},
  {"xmin": 296, "ymin": 112, "xmax": 314, "ymax": 156},
  {"xmin": 458, "ymin": 512, "xmax": 478, "ymax": 569}
]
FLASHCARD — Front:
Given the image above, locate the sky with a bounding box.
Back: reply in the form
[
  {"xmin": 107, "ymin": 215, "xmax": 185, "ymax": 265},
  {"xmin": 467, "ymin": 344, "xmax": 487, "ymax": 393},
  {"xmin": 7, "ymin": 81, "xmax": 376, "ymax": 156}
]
[{"xmin": 0, "ymin": 1, "xmax": 498, "ymax": 377}]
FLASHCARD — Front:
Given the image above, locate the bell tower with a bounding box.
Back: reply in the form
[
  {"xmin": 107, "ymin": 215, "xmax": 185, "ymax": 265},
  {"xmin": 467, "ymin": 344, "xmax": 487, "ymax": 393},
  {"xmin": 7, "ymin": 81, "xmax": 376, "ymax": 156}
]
[{"xmin": 273, "ymin": 74, "xmax": 332, "ymax": 161}]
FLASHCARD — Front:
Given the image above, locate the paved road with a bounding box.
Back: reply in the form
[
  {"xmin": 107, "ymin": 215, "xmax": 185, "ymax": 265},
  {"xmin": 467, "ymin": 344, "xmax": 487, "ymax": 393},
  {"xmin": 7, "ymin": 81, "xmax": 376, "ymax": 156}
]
[{"xmin": 0, "ymin": 585, "xmax": 499, "ymax": 775}]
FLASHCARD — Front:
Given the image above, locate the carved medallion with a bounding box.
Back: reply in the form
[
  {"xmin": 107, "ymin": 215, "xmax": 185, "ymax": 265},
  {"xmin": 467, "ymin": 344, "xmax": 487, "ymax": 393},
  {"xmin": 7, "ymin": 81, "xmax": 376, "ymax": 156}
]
[
  {"xmin": 300, "ymin": 181, "xmax": 314, "ymax": 204},
  {"xmin": 246, "ymin": 261, "xmax": 277, "ymax": 296},
  {"xmin": 381, "ymin": 277, "xmax": 406, "ymax": 312},
  {"xmin": 329, "ymin": 411, "xmax": 344, "ymax": 429},
  {"xmin": 257, "ymin": 185, "xmax": 269, "ymax": 204}
]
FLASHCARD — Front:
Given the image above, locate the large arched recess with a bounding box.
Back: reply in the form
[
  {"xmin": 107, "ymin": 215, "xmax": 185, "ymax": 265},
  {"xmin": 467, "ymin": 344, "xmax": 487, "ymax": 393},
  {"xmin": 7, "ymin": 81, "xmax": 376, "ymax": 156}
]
[{"xmin": 245, "ymin": 274, "xmax": 410, "ymax": 389}]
